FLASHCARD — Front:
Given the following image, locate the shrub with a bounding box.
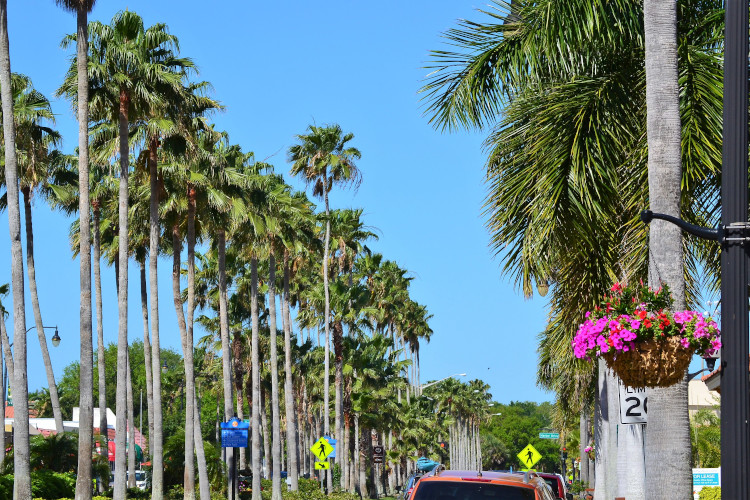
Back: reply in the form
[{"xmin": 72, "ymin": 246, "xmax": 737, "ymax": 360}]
[
  {"xmin": 30, "ymin": 470, "xmax": 75, "ymax": 499},
  {"xmin": 699, "ymin": 486, "xmax": 721, "ymax": 500}
]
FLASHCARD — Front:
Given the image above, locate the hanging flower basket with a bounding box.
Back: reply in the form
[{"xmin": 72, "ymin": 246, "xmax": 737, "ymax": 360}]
[
  {"xmin": 572, "ymin": 282, "xmax": 721, "ymax": 388},
  {"xmin": 583, "ymin": 445, "xmax": 595, "ymax": 461}
]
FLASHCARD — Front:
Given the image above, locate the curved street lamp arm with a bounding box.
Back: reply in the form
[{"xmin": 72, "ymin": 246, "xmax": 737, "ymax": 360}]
[{"xmin": 640, "ymin": 210, "xmax": 720, "ymax": 242}]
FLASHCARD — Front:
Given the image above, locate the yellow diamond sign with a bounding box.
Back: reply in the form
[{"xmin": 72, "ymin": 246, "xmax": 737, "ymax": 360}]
[
  {"xmin": 310, "ymin": 437, "xmax": 334, "ymax": 460},
  {"xmin": 517, "ymin": 444, "xmax": 542, "ymax": 469},
  {"xmin": 314, "ymin": 461, "xmax": 330, "ymax": 470}
]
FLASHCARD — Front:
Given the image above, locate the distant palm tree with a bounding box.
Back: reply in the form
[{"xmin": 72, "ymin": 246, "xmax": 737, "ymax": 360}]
[
  {"xmin": 288, "ymin": 124, "xmax": 361, "ymax": 486},
  {"xmin": 54, "ymin": 1, "xmax": 97, "ymax": 496},
  {"xmin": 0, "ymin": 2, "xmax": 32, "ymax": 497}
]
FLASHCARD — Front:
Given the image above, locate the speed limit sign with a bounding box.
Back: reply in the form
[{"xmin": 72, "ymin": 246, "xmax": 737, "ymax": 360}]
[{"xmin": 619, "ymin": 383, "xmax": 647, "ymax": 424}]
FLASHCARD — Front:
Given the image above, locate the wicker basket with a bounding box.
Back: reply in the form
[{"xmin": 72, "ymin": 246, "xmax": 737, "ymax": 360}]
[{"xmin": 601, "ymin": 336, "xmax": 692, "ymax": 388}]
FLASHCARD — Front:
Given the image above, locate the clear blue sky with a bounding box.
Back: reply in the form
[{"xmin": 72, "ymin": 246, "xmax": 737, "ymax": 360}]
[{"xmin": 0, "ymin": 0, "xmax": 553, "ymax": 405}]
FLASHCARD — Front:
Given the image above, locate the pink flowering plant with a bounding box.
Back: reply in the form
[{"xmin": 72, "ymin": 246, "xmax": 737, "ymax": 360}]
[{"xmin": 572, "ymin": 282, "xmax": 721, "ymax": 361}]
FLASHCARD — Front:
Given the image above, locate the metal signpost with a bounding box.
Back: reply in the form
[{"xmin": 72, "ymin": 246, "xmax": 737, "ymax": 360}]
[
  {"xmin": 721, "ymin": 3, "xmax": 749, "ymax": 497},
  {"xmin": 310, "ymin": 437, "xmax": 334, "ymax": 487},
  {"xmin": 221, "ymin": 417, "xmax": 249, "ymax": 500},
  {"xmin": 517, "ymin": 444, "xmax": 541, "ymax": 470}
]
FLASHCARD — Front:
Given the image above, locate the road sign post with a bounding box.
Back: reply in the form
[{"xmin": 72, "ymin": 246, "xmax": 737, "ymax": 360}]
[
  {"xmin": 221, "ymin": 418, "xmax": 250, "ymax": 500},
  {"xmin": 310, "ymin": 437, "xmax": 334, "ymax": 461},
  {"xmin": 517, "ymin": 444, "xmax": 542, "ymax": 470}
]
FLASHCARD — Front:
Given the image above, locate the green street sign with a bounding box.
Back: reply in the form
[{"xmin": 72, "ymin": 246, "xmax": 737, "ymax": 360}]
[{"xmin": 539, "ymin": 432, "xmax": 560, "ymax": 439}]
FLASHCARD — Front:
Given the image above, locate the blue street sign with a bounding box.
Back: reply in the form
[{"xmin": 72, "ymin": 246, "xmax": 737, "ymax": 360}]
[
  {"xmin": 221, "ymin": 417, "xmax": 249, "ymax": 448},
  {"xmin": 323, "ymin": 435, "xmax": 337, "ymax": 458}
]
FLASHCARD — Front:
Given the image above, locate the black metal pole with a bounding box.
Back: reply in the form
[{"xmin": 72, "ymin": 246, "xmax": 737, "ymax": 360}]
[
  {"xmin": 721, "ymin": 0, "xmax": 750, "ymax": 498},
  {"xmin": 232, "ymin": 446, "xmax": 237, "ymax": 500}
]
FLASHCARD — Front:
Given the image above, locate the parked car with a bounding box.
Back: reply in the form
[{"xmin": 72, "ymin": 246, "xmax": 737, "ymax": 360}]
[
  {"xmin": 410, "ymin": 468, "xmax": 557, "ymax": 500},
  {"xmin": 127, "ymin": 470, "xmax": 148, "ymax": 490},
  {"xmin": 536, "ymin": 472, "xmax": 572, "ymax": 500},
  {"xmin": 403, "ymin": 472, "xmax": 425, "ymax": 499}
]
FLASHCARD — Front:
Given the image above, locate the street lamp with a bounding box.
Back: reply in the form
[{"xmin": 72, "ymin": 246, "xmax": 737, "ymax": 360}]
[
  {"xmin": 420, "ymin": 373, "xmax": 467, "ymax": 393},
  {"xmin": 26, "ymin": 325, "xmax": 60, "ymax": 347}
]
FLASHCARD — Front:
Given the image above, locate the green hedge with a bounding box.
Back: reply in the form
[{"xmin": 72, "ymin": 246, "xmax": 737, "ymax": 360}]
[
  {"xmin": 0, "ymin": 471, "xmax": 77, "ymax": 500},
  {"xmin": 699, "ymin": 486, "xmax": 721, "ymax": 500}
]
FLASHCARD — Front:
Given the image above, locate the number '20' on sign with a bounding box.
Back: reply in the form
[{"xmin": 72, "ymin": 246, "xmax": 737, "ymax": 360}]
[{"xmin": 618, "ymin": 383, "xmax": 647, "ymax": 424}]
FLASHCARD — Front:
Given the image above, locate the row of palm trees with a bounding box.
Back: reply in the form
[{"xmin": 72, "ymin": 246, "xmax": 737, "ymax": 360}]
[
  {"xmin": 0, "ymin": 7, "xmax": 455, "ymax": 500},
  {"xmin": 422, "ymin": 1, "xmax": 723, "ymax": 499}
]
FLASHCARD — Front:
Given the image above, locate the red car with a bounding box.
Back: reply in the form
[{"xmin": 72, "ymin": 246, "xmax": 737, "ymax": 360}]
[{"xmin": 535, "ymin": 472, "xmax": 571, "ymax": 500}]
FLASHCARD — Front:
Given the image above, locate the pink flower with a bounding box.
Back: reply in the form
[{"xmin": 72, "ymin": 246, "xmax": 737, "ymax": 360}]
[
  {"xmin": 680, "ymin": 338, "xmax": 691, "ymax": 349},
  {"xmin": 611, "ymin": 283, "xmax": 624, "ymax": 293}
]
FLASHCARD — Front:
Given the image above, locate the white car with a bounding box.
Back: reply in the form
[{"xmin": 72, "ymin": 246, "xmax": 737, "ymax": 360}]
[{"xmin": 126, "ymin": 470, "xmax": 148, "ymax": 490}]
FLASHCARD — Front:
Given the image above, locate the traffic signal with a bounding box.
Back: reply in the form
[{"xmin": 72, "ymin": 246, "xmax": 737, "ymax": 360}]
[
  {"xmin": 561, "ymin": 447, "xmax": 568, "ymax": 460},
  {"xmin": 438, "ymin": 441, "xmax": 448, "ymax": 450}
]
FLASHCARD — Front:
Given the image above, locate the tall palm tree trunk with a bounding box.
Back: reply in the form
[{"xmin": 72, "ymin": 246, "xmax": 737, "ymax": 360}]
[
  {"xmin": 139, "ymin": 261, "xmax": 155, "ymax": 456},
  {"xmin": 21, "ymin": 188, "xmax": 64, "ymax": 433},
  {"xmin": 127, "ymin": 352, "xmax": 136, "ymax": 488},
  {"xmin": 73, "ymin": 4, "xmax": 94, "ymax": 499},
  {"xmin": 171, "ymin": 224, "xmax": 195, "ymax": 500},
  {"xmin": 185, "ymin": 191, "xmax": 209, "ymax": 500},
  {"xmin": 94, "ymin": 203, "xmax": 108, "ymax": 472},
  {"xmin": 333, "ymin": 318, "xmax": 344, "ymax": 489},
  {"xmin": 643, "ymin": 2, "xmax": 691, "ymax": 499},
  {"xmin": 322, "ymin": 190, "xmax": 332, "ymax": 491},
  {"xmin": 250, "ymin": 257, "xmax": 262, "ymax": 500},
  {"xmin": 0, "ymin": 2, "xmax": 30, "ymax": 498},
  {"xmin": 261, "ymin": 388, "xmax": 271, "ymax": 479},
  {"xmin": 113, "ymin": 87, "xmax": 132, "ymax": 500},
  {"xmin": 148, "ymin": 137, "xmax": 165, "ymax": 500},
  {"xmin": 217, "ymin": 229, "xmax": 235, "ymax": 496},
  {"xmin": 579, "ymin": 410, "xmax": 590, "ymax": 487},
  {"xmin": 268, "ymin": 253, "xmax": 282, "ymax": 500},
  {"xmin": 0, "ymin": 322, "xmax": 6, "ymax": 466},
  {"xmin": 0, "ymin": 316, "xmax": 11, "ymax": 381},
  {"xmin": 282, "ymin": 253, "xmax": 299, "ymax": 490},
  {"xmin": 193, "ymin": 390, "xmax": 210, "ymax": 500}
]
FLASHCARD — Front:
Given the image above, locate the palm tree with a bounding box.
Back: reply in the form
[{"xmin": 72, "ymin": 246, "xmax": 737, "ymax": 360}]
[
  {"xmin": 288, "ymin": 123, "xmax": 361, "ymax": 486},
  {"xmin": 279, "ymin": 193, "xmax": 316, "ymax": 491},
  {"xmin": 60, "ymin": 12, "xmax": 189, "ymax": 499},
  {"xmin": 642, "ymin": 1, "xmax": 691, "ymax": 498},
  {"xmin": 54, "ymin": 1, "xmax": 97, "ymax": 497},
  {"xmin": 0, "ymin": 2, "xmax": 32, "ymax": 497},
  {"xmin": 421, "ymin": 0, "xmax": 723, "ymax": 496},
  {"xmin": 90, "ymin": 163, "xmax": 115, "ymax": 472},
  {"xmin": 0, "ymin": 73, "xmax": 66, "ymax": 434}
]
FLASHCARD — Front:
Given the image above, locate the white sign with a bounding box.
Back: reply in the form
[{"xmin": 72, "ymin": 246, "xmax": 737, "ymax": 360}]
[
  {"xmin": 619, "ymin": 383, "xmax": 647, "ymax": 424},
  {"xmin": 692, "ymin": 468, "xmax": 720, "ymax": 500}
]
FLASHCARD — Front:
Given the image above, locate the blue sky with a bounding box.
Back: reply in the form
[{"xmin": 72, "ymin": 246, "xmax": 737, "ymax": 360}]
[{"xmin": 0, "ymin": 0, "xmax": 554, "ymax": 405}]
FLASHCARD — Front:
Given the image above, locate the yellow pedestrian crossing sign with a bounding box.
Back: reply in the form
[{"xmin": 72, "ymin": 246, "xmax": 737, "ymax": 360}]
[
  {"xmin": 517, "ymin": 444, "xmax": 542, "ymax": 469},
  {"xmin": 311, "ymin": 437, "xmax": 334, "ymax": 460},
  {"xmin": 314, "ymin": 461, "xmax": 330, "ymax": 470}
]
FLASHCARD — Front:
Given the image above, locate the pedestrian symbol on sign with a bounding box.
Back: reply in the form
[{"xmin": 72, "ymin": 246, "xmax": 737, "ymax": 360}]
[{"xmin": 516, "ymin": 444, "xmax": 542, "ymax": 469}]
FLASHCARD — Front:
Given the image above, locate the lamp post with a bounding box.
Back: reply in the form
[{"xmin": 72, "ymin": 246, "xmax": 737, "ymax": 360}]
[
  {"xmin": 420, "ymin": 373, "xmax": 467, "ymax": 393},
  {"xmin": 25, "ymin": 325, "xmax": 61, "ymax": 347}
]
